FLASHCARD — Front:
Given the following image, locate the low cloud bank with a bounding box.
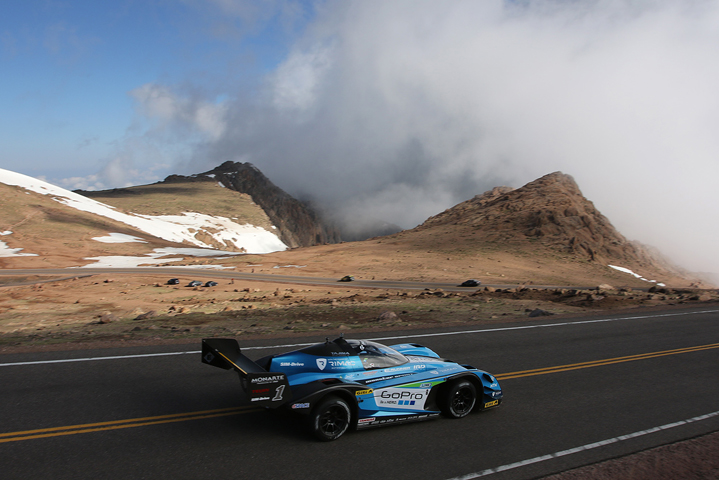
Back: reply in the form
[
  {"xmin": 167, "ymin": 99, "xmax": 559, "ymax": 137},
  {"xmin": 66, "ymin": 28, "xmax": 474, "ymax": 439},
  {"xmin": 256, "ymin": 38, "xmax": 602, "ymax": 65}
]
[{"xmin": 79, "ymin": 1, "xmax": 719, "ymax": 275}]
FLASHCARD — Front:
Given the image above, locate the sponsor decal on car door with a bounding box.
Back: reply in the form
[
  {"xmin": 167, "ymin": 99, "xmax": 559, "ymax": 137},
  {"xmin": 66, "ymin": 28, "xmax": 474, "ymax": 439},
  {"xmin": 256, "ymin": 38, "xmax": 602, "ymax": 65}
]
[{"xmin": 374, "ymin": 386, "xmax": 430, "ymax": 410}]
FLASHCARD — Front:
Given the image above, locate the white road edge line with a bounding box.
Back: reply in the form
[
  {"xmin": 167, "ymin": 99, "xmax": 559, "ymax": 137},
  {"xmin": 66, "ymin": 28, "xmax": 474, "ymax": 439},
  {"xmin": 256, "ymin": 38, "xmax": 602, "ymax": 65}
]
[
  {"xmin": 0, "ymin": 350, "xmax": 199, "ymax": 367},
  {"xmin": 1, "ymin": 309, "xmax": 716, "ymax": 367},
  {"xmin": 445, "ymin": 410, "xmax": 719, "ymax": 480}
]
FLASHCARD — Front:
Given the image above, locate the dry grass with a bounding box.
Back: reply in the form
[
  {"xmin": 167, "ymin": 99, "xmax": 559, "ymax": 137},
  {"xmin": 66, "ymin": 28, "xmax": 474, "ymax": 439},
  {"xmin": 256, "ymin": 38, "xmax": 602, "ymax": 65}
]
[{"xmin": 195, "ymin": 225, "xmax": 698, "ymax": 290}]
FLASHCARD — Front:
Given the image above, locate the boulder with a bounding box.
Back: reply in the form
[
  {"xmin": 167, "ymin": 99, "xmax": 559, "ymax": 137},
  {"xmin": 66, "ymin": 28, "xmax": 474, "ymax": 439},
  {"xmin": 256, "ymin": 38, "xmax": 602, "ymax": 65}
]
[
  {"xmin": 376, "ymin": 311, "xmax": 398, "ymax": 322},
  {"xmin": 134, "ymin": 310, "xmax": 157, "ymax": 321}
]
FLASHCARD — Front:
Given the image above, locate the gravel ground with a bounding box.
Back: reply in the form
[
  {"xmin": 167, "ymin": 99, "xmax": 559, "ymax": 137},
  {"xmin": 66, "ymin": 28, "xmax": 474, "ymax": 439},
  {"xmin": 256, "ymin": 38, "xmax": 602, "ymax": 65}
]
[{"xmin": 542, "ymin": 431, "xmax": 719, "ymax": 479}]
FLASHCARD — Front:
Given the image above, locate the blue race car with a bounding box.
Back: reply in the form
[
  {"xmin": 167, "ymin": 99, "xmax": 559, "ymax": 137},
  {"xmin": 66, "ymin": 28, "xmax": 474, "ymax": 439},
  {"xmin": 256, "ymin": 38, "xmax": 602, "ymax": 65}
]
[{"xmin": 201, "ymin": 335, "xmax": 502, "ymax": 441}]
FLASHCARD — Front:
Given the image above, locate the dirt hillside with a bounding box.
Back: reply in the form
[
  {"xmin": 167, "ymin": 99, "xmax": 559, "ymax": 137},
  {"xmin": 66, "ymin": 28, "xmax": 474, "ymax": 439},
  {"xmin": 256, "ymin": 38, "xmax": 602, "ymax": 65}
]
[{"xmin": 421, "ymin": 172, "xmax": 680, "ymax": 273}]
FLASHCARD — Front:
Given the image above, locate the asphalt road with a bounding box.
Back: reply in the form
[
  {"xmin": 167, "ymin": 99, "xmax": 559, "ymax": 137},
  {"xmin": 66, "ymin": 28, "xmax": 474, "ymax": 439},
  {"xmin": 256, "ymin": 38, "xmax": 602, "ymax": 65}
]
[{"xmin": 1, "ymin": 306, "xmax": 718, "ymax": 479}]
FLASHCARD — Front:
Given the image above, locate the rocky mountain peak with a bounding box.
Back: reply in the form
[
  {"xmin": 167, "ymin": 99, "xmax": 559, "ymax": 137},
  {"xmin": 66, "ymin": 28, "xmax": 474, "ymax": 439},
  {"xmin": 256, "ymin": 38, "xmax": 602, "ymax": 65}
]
[{"xmin": 419, "ymin": 171, "xmax": 670, "ymax": 268}]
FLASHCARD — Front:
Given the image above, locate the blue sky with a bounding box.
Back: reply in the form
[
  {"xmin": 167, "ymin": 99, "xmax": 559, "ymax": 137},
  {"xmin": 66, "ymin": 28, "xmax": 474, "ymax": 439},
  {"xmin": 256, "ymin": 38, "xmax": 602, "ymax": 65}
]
[
  {"xmin": 1, "ymin": 0, "xmax": 307, "ymax": 179},
  {"xmin": 1, "ymin": 0, "xmax": 718, "ymax": 276}
]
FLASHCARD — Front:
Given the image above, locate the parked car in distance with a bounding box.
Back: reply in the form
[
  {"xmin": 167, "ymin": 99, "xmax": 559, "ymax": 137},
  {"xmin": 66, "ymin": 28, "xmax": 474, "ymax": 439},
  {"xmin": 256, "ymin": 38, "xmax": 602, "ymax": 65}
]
[
  {"xmin": 459, "ymin": 279, "xmax": 481, "ymax": 287},
  {"xmin": 205, "ymin": 281, "xmax": 218, "ymax": 287},
  {"xmin": 188, "ymin": 280, "xmax": 203, "ymax": 287},
  {"xmin": 167, "ymin": 278, "xmax": 180, "ymax": 285}
]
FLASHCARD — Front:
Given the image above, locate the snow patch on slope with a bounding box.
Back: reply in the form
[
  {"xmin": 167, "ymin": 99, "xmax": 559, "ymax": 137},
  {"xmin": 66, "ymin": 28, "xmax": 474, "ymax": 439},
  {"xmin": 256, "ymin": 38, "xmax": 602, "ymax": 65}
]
[
  {"xmin": 77, "ymin": 247, "xmax": 240, "ymax": 268},
  {"xmin": 92, "ymin": 233, "xmax": 148, "ymax": 243},
  {"xmin": 609, "ymin": 265, "xmax": 666, "ymax": 287},
  {"xmin": 0, "ymin": 240, "xmax": 38, "ymax": 258},
  {"xmin": 0, "ymin": 231, "xmax": 38, "ymax": 258},
  {"xmin": 0, "ymin": 168, "xmax": 287, "ymax": 254}
]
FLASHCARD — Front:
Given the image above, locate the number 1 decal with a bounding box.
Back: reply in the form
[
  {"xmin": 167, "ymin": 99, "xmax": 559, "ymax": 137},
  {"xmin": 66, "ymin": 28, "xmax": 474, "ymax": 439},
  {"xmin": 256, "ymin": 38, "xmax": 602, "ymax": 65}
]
[{"xmin": 272, "ymin": 384, "xmax": 286, "ymax": 401}]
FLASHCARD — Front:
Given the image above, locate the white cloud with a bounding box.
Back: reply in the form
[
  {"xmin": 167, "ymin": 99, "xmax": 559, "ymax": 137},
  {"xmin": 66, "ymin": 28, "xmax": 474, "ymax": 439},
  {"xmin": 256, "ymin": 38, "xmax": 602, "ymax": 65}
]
[
  {"xmin": 131, "ymin": 83, "xmax": 228, "ymax": 139},
  {"xmin": 270, "ymin": 43, "xmax": 333, "ymax": 113},
  {"xmin": 247, "ymin": 0, "xmax": 719, "ymax": 275}
]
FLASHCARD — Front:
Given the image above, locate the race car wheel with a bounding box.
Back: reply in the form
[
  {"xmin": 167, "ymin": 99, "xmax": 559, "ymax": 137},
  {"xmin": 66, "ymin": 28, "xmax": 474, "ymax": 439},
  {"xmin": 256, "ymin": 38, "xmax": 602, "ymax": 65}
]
[
  {"xmin": 310, "ymin": 395, "xmax": 351, "ymax": 441},
  {"xmin": 441, "ymin": 380, "xmax": 477, "ymax": 418}
]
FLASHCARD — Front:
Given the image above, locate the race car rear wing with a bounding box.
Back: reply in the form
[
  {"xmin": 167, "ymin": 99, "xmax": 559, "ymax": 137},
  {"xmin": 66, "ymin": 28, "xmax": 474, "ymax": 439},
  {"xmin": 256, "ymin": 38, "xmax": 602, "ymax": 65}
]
[{"xmin": 202, "ymin": 338, "xmax": 290, "ymax": 408}]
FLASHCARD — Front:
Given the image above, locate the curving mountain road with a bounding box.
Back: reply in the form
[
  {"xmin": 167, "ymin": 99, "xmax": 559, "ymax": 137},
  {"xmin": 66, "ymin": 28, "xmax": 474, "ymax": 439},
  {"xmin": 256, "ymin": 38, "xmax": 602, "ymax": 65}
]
[
  {"xmin": 1, "ymin": 306, "xmax": 718, "ymax": 479},
  {"xmin": 0, "ymin": 267, "xmax": 607, "ymax": 292}
]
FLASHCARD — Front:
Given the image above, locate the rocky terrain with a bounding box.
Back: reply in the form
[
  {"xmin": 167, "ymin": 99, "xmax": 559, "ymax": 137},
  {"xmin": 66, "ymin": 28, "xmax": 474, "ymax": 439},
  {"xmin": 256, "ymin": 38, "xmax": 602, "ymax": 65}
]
[
  {"xmin": 0, "ymin": 270, "xmax": 716, "ymax": 352},
  {"xmin": 2, "ymin": 167, "xmax": 713, "ymax": 351},
  {"xmin": 3, "ymin": 167, "xmax": 713, "ymax": 352}
]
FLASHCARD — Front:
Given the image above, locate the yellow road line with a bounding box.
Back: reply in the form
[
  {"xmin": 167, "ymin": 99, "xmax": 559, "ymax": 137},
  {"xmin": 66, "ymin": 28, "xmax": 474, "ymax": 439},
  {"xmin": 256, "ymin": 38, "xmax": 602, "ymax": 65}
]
[
  {"xmin": 497, "ymin": 342, "xmax": 719, "ymax": 380},
  {"xmin": 2, "ymin": 342, "xmax": 718, "ymax": 444},
  {"xmin": 0, "ymin": 406, "xmax": 260, "ymax": 444}
]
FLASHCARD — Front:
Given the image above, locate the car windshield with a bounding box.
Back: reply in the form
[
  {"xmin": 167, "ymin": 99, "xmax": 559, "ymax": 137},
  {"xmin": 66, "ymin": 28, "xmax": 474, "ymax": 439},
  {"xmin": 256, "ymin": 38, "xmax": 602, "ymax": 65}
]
[{"xmin": 347, "ymin": 340, "xmax": 408, "ymax": 370}]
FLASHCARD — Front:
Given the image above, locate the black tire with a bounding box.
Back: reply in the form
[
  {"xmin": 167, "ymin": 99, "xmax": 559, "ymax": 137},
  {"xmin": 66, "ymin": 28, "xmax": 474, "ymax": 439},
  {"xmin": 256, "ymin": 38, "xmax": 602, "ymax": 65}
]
[
  {"xmin": 441, "ymin": 380, "xmax": 477, "ymax": 418},
  {"xmin": 309, "ymin": 395, "xmax": 352, "ymax": 441}
]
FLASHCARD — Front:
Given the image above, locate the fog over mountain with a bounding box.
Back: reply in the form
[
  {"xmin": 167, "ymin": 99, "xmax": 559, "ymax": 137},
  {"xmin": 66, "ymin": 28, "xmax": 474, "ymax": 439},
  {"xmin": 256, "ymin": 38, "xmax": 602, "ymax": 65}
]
[{"xmin": 75, "ymin": 1, "xmax": 719, "ymax": 276}]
